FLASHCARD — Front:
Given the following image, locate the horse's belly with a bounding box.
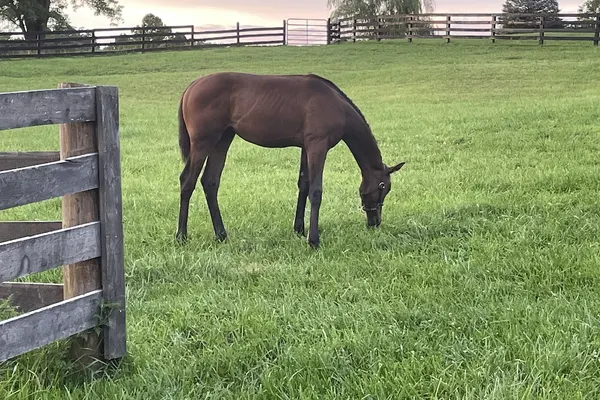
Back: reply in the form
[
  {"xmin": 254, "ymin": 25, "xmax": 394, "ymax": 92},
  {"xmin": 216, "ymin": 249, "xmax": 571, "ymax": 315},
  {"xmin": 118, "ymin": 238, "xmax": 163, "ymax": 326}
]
[
  {"xmin": 235, "ymin": 130, "xmax": 302, "ymax": 148},
  {"xmin": 233, "ymin": 120, "xmax": 303, "ymax": 148}
]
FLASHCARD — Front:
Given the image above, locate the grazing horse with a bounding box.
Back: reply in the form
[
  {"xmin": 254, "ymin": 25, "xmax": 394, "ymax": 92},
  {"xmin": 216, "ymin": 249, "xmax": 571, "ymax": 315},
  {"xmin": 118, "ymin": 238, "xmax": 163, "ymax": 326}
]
[{"xmin": 176, "ymin": 72, "xmax": 404, "ymax": 248}]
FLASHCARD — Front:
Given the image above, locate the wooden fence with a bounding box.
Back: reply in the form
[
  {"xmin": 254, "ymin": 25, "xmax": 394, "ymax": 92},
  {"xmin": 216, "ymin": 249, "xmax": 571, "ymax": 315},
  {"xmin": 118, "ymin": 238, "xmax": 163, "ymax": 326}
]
[
  {"xmin": 0, "ymin": 22, "xmax": 286, "ymax": 58},
  {"xmin": 330, "ymin": 13, "xmax": 600, "ymax": 45},
  {"xmin": 0, "ymin": 83, "xmax": 126, "ymax": 365}
]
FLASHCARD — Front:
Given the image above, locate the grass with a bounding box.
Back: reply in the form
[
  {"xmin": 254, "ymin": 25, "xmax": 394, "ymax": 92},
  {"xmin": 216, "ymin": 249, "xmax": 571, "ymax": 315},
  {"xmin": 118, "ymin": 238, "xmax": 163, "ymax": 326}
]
[{"xmin": 1, "ymin": 38, "xmax": 600, "ymax": 398}]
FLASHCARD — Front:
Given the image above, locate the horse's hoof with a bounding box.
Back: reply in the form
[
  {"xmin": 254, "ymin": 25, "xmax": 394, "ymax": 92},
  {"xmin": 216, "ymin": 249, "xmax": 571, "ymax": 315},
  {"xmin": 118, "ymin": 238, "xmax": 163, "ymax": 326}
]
[
  {"xmin": 308, "ymin": 237, "xmax": 320, "ymax": 249},
  {"xmin": 215, "ymin": 232, "xmax": 228, "ymax": 242},
  {"xmin": 294, "ymin": 225, "xmax": 305, "ymax": 236},
  {"xmin": 176, "ymin": 232, "xmax": 187, "ymax": 244}
]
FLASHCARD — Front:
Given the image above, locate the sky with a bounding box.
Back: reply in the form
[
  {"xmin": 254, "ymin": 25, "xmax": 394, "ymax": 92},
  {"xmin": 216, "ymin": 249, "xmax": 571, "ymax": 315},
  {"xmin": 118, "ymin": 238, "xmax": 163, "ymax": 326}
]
[{"xmin": 66, "ymin": 0, "xmax": 586, "ymax": 30}]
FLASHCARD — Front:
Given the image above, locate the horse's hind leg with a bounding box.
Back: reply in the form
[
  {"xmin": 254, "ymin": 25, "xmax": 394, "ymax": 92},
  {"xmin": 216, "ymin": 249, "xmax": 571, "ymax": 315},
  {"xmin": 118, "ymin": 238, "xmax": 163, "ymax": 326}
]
[
  {"xmin": 293, "ymin": 148, "xmax": 309, "ymax": 236},
  {"xmin": 176, "ymin": 145, "xmax": 210, "ymax": 243},
  {"xmin": 201, "ymin": 128, "xmax": 235, "ymax": 242}
]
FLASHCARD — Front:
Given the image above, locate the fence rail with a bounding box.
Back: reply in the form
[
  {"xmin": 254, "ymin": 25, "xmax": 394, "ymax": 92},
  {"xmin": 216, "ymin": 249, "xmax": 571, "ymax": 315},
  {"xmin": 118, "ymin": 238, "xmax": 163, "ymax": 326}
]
[
  {"xmin": 0, "ymin": 22, "xmax": 287, "ymax": 58},
  {"xmin": 1, "ymin": 12, "xmax": 599, "ymax": 59},
  {"xmin": 0, "ymin": 83, "xmax": 126, "ymax": 365},
  {"xmin": 330, "ymin": 13, "xmax": 600, "ymax": 45}
]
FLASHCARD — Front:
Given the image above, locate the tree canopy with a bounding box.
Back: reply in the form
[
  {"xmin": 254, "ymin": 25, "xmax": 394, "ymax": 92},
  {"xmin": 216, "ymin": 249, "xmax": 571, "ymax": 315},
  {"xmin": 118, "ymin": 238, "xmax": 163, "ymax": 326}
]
[
  {"xmin": 578, "ymin": 0, "xmax": 600, "ymax": 13},
  {"xmin": 0, "ymin": 0, "xmax": 122, "ymax": 38},
  {"xmin": 500, "ymin": 0, "xmax": 561, "ymax": 28},
  {"xmin": 327, "ymin": 0, "xmax": 435, "ymax": 19}
]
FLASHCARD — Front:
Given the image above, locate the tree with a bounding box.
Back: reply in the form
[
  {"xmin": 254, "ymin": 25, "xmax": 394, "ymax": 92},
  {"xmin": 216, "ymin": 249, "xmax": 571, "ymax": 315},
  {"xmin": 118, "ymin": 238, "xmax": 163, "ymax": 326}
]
[
  {"xmin": 500, "ymin": 0, "xmax": 562, "ymax": 29},
  {"xmin": 0, "ymin": 0, "xmax": 123, "ymax": 39},
  {"xmin": 131, "ymin": 13, "xmax": 172, "ymax": 47},
  {"xmin": 327, "ymin": 0, "xmax": 435, "ymax": 19},
  {"xmin": 578, "ymin": 0, "xmax": 600, "ymax": 13},
  {"xmin": 327, "ymin": 0, "xmax": 436, "ymax": 39},
  {"xmin": 576, "ymin": 0, "xmax": 599, "ymax": 26}
]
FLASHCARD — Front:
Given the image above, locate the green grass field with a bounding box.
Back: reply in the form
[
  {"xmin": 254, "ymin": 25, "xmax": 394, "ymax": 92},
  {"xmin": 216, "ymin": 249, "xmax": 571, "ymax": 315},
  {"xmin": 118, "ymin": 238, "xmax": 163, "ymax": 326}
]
[{"xmin": 1, "ymin": 39, "xmax": 600, "ymax": 399}]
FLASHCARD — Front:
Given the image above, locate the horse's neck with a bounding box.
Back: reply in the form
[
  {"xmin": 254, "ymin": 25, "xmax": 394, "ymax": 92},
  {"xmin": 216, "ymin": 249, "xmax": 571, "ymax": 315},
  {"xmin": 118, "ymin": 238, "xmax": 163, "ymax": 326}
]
[{"xmin": 343, "ymin": 126, "xmax": 384, "ymax": 178}]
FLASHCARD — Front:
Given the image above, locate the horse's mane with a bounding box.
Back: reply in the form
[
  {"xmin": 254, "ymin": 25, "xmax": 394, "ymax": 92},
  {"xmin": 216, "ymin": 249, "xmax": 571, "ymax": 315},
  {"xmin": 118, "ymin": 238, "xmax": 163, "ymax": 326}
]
[{"xmin": 308, "ymin": 74, "xmax": 371, "ymax": 129}]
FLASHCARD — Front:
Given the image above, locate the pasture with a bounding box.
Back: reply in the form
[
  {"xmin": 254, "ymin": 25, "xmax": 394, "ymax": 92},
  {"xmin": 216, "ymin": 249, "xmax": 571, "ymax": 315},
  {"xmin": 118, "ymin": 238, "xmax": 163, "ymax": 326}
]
[{"xmin": 1, "ymin": 39, "xmax": 600, "ymax": 398}]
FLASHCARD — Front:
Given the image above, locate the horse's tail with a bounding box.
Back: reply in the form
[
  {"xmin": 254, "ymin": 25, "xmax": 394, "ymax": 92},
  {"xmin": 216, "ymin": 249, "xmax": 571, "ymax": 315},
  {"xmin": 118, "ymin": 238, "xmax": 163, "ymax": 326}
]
[{"xmin": 178, "ymin": 94, "xmax": 191, "ymax": 163}]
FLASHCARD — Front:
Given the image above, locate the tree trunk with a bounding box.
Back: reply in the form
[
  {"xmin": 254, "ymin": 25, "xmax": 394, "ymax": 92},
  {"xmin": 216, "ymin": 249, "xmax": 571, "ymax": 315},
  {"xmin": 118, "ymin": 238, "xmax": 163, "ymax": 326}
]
[{"xmin": 21, "ymin": 0, "xmax": 52, "ymax": 40}]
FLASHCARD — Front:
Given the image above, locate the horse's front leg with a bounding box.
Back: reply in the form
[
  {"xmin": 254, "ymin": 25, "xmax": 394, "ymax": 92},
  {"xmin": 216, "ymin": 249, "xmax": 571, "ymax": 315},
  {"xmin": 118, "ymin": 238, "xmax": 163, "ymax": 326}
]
[
  {"xmin": 306, "ymin": 147, "xmax": 328, "ymax": 249},
  {"xmin": 201, "ymin": 130, "xmax": 235, "ymax": 242},
  {"xmin": 293, "ymin": 148, "xmax": 309, "ymax": 236}
]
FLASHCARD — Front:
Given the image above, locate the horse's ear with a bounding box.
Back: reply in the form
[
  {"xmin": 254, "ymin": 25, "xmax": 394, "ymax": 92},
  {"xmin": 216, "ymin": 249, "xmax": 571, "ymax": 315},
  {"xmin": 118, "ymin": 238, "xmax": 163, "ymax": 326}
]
[{"xmin": 386, "ymin": 162, "xmax": 405, "ymax": 175}]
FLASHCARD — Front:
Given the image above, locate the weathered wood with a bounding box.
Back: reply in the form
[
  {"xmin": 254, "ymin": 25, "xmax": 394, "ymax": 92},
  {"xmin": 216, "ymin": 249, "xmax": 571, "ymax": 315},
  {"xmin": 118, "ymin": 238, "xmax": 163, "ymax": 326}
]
[
  {"xmin": 0, "ymin": 289, "xmax": 102, "ymax": 362},
  {"xmin": 0, "ymin": 282, "xmax": 63, "ymax": 312},
  {"xmin": 0, "ymin": 221, "xmax": 101, "ymax": 282},
  {"xmin": 595, "ymin": 15, "xmax": 600, "ymax": 46},
  {"xmin": 96, "ymin": 86, "xmax": 126, "ymax": 360},
  {"xmin": 0, "ymin": 151, "xmax": 60, "ymax": 172},
  {"xmin": 0, "ymin": 87, "xmax": 96, "ymax": 131},
  {"xmin": 58, "ymin": 82, "xmax": 103, "ymax": 365},
  {"xmin": 0, "ymin": 153, "xmax": 99, "ymax": 211},
  {"xmin": 0, "ymin": 221, "xmax": 62, "ymax": 242}
]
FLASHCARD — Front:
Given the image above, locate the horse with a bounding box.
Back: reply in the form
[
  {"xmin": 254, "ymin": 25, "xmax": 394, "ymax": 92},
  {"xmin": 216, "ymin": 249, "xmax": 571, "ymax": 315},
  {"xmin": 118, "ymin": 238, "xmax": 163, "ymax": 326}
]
[{"xmin": 175, "ymin": 72, "xmax": 405, "ymax": 248}]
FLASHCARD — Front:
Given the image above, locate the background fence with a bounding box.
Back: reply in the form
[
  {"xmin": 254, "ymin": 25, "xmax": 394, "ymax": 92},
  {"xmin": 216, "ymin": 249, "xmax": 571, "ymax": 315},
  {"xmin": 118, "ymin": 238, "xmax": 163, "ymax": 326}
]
[
  {"xmin": 0, "ymin": 22, "xmax": 286, "ymax": 58},
  {"xmin": 1, "ymin": 12, "xmax": 599, "ymax": 59},
  {"xmin": 331, "ymin": 13, "xmax": 600, "ymax": 45},
  {"xmin": 0, "ymin": 83, "xmax": 126, "ymax": 366}
]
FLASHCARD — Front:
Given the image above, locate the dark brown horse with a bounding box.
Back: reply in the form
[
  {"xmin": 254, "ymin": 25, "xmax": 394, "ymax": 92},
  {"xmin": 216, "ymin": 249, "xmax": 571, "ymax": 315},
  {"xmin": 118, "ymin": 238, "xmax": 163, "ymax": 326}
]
[{"xmin": 176, "ymin": 72, "xmax": 404, "ymax": 248}]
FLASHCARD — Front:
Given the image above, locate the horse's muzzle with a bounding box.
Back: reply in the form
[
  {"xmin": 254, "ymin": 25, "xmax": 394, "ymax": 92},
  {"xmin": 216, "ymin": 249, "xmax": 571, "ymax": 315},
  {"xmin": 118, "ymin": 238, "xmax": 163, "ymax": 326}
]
[{"xmin": 366, "ymin": 208, "xmax": 381, "ymax": 228}]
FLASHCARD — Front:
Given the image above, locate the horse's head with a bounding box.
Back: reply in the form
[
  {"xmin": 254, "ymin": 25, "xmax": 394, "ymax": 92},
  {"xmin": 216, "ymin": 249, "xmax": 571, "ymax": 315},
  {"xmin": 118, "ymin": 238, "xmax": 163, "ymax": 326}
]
[{"xmin": 360, "ymin": 162, "xmax": 405, "ymax": 227}]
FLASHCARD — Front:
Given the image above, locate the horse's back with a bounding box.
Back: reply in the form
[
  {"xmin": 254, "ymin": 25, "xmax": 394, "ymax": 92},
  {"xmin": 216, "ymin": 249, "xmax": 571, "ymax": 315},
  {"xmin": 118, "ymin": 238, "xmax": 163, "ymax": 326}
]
[{"xmin": 182, "ymin": 72, "xmax": 351, "ymax": 148}]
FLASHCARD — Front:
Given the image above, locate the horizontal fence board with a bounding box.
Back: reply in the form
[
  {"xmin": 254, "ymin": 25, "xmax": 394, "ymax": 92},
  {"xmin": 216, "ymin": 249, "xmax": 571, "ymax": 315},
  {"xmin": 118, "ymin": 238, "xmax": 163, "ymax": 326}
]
[
  {"xmin": 0, "ymin": 87, "xmax": 96, "ymax": 131},
  {"xmin": 0, "ymin": 221, "xmax": 62, "ymax": 243},
  {"xmin": 241, "ymin": 32, "xmax": 284, "ymax": 39},
  {"xmin": 0, "ymin": 282, "xmax": 63, "ymax": 313},
  {"xmin": 240, "ymin": 26, "xmax": 284, "ymax": 32},
  {"xmin": 543, "ymin": 35, "xmax": 596, "ymax": 41},
  {"xmin": 0, "ymin": 153, "xmax": 99, "ymax": 211},
  {"xmin": 0, "ymin": 289, "xmax": 102, "ymax": 362},
  {"xmin": 0, "ymin": 221, "xmax": 101, "ymax": 282},
  {"xmin": 0, "ymin": 151, "xmax": 60, "ymax": 172},
  {"xmin": 447, "ymin": 20, "xmax": 493, "ymax": 25},
  {"xmin": 494, "ymin": 35, "xmax": 541, "ymax": 40}
]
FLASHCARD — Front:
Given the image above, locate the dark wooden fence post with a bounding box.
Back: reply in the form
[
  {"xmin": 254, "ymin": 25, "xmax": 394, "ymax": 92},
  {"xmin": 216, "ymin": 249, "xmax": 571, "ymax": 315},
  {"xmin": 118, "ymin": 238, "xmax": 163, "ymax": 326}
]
[
  {"xmin": 327, "ymin": 18, "xmax": 331, "ymax": 44},
  {"xmin": 191, "ymin": 26, "xmax": 195, "ymax": 47},
  {"xmin": 95, "ymin": 86, "xmax": 126, "ymax": 360},
  {"xmin": 491, "ymin": 15, "xmax": 497, "ymax": 43},
  {"xmin": 594, "ymin": 14, "xmax": 600, "ymax": 46},
  {"xmin": 283, "ymin": 19, "xmax": 287, "ymax": 45},
  {"xmin": 91, "ymin": 31, "xmax": 96, "ymax": 54},
  {"xmin": 236, "ymin": 22, "xmax": 240, "ymax": 45},
  {"xmin": 58, "ymin": 82, "xmax": 102, "ymax": 367},
  {"xmin": 36, "ymin": 33, "xmax": 41, "ymax": 57},
  {"xmin": 353, "ymin": 18, "xmax": 357, "ymax": 42},
  {"xmin": 141, "ymin": 28, "xmax": 146, "ymax": 52},
  {"xmin": 539, "ymin": 16, "xmax": 545, "ymax": 45},
  {"xmin": 446, "ymin": 15, "xmax": 451, "ymax": 43},
  {"xmin": 408, "ymin": 16, "xmax": 413, "ymax": 43}
]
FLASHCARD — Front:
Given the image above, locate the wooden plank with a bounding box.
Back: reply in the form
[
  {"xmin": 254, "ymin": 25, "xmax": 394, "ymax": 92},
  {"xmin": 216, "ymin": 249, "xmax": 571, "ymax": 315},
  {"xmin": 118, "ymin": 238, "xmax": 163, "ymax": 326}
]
[
  {"xmin": 58, "ymin": 81, "xmax": 103, "ymax": 366},
  {"xmin": 0, "ymin": 151, "xmax": 60, "ymax": 172},
  {"xmin": 0, "ymin": 289, "xmax": 102, "ymax": 362},
  {"xmin": 96, "ymin": 86, "xmax": 126, "ymax": 360},
  {"xmin": 0, "ymin": 87, "xmax": 96, "ymax": 131},
  {"xmin": 0, "ymin": 221, "xmax": 101, "ymax": 282},
  {"xmin": 0, "ymin": 221, "xmax": 62, "ymax": 243},
  {"xmin": 0, "ymin": 153, "xmax": 99, "ymax": 211},
  {"xmin": 543, "ymin": 36, "xmax": 596, "ymax": 41},
  {"xmin": 0, "ymin": 282, "xmax": 63, "ymax": 312}
]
